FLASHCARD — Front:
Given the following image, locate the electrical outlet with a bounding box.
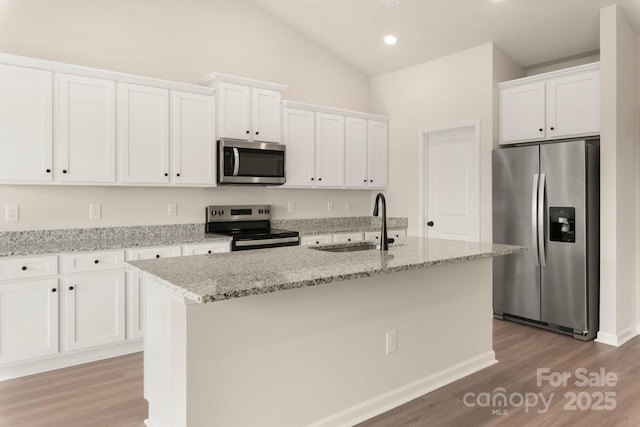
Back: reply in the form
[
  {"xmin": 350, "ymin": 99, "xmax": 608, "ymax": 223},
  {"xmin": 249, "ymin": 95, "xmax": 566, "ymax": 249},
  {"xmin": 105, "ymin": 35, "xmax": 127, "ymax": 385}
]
[
  {"xmin": 386, "ymin": 330, "xmax": 397, "ymax": 354},
  {"xmin": 288, "ymin": 201, "xmax": 295, "ymax": 213},
  {"xmin": 345, "ymin": 201, "xmax": 351, "ymax": 212},
  {"xmin": 4, "ymin": 205, "xmax": 19, "ymax": 222},
  {"xmin": 327, "ymin": 202, "xmax": 334, "ymax": 212},
  {"xmin": 89, "ymin": 204, "xmax": 101, "ymax": 219},
  {"xmin": 168, "ymin": 203, "xmax": 177, "ymax": 217}
]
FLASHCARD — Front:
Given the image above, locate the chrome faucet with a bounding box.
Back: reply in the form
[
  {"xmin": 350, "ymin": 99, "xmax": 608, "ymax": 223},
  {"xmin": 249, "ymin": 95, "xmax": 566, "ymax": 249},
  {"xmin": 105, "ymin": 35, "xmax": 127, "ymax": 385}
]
[{"xmin": 373, "ymin": 193, "xmax": 393, "ymax": 251}]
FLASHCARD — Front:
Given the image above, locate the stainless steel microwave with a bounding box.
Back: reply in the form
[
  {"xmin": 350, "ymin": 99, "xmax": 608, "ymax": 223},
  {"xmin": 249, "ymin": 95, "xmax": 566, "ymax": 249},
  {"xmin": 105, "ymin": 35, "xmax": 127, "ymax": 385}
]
[{"xmin": 218, "ymin": 139, "xmax": 286, "ymax": 185}]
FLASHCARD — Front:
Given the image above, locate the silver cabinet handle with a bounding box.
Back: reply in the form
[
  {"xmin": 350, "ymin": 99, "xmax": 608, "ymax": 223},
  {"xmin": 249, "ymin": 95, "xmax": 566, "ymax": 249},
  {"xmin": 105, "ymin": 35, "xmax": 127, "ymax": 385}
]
[
  {"xmin": 232, "ymin": 147, "xmax": 240, "ymax": 176},
  {"xmin": 538, "ymin": 173, "xmax": 546, "ymax": 268},
  {"xmin": 532, "ymin": 174, "xmax": 540, "ymax": 267}
]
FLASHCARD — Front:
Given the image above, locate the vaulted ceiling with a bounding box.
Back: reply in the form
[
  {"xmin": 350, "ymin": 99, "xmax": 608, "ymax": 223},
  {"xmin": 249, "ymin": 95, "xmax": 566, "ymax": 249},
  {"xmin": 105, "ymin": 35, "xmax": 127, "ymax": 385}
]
[{"xmin": 252, "ymin": 0, "xmax": 640, "ymax": 75}]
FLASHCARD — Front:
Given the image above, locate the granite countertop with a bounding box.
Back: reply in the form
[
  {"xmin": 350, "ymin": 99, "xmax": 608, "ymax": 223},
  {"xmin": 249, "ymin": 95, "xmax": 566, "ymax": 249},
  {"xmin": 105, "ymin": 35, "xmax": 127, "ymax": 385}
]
[
  {"xmin": 128, "ymin": 237, "xmax": 525, "ymax": 304},
  {"xmin": 271, "ymin": 217, "xmax": 407, "ymax": 236}
]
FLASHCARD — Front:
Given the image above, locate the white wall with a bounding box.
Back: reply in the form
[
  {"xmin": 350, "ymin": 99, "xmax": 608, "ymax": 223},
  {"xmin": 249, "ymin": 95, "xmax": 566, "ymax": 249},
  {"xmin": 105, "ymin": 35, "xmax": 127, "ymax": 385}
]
[
  {"xmin": 0, "ymin": 0, "xmax": 374, "ymax": 231},
  {"xmin": 370, "ymin": 43, "xmax": 521, "ymax": 240},
  {"xmin": 637, "ymin": 35, "xmax": 640, "ymax": 332},
  {"xmin": 597, "ymin": 5, "xmax": 639, "ymax": 346}
]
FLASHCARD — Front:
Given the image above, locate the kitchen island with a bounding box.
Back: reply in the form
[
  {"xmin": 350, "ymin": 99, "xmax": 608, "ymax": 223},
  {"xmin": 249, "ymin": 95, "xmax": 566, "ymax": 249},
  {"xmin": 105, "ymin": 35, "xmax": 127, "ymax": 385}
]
[{"xmin": 128, "ymin": 237, "xmax": 523, "ymax": 427}]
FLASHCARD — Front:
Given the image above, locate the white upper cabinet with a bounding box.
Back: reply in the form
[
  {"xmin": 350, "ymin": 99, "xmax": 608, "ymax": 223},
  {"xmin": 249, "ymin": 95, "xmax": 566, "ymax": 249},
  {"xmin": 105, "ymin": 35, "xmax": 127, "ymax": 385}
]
[
  {"xmin": 282, "ymin": 107, "xmax": 315, "ymax": 187},
  {"xmin": 118, "ymin": 83, "xmax": 170, "ymax": 184},
  {"xmin": 315, "ymin": 112, "xmax": 345, "ymax": 188},
  {"xmin": 0, "ymin": 64, "xmax": 53, "ymax": 182},
  {"xmin": 56, "ymin": 74, "xmax": 116, "ymax": 183},
  {"xmin": 367, "ymin": 120, "xmax": 388, "ymax": 189},
  {"xmin": 252, "ymin": 88, "xmax": 281, "ymax": 142},
  {"xmin": 171, "ymin": 91, "xmax": 216, "ymax": 185},
  {"xmin": 199, "ymin": 73, "xmax": 286, "ymax": 143},
  {"xmin": 217, "ymin": 82, "xmax": 251, "ymax": 141},
  {"xmin": 345, "ymin": 117, "xmax": 368, "ymax": 188},
  {"xmin": 499, "ymin": 63, "xmax": 600, "ymax": 144}
]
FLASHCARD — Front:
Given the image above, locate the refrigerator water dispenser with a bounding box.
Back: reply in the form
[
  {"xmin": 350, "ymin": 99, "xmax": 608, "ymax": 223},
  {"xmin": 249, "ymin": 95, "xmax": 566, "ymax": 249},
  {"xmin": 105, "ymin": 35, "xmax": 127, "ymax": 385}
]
[{"xmin": 549, "ymin": 207, "xmax": 575, "ymax": 243}]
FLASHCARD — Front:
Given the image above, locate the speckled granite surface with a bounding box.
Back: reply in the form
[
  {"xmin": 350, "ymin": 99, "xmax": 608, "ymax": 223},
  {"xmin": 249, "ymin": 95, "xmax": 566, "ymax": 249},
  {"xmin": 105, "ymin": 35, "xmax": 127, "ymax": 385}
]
[
  {"xmin": 0, "ymin": 217, "xmax": 408, "ymax": 257},
  {"xmin": 271, "ymin": 217, "xmax": 407, "ymax": 235},
  {"xmin": 0, "ymin": 224, "xmax": 230, "ymax": 257},
  {"xmin": 128, "ymin": 237, "xmax": 525, "ymax": 304}
]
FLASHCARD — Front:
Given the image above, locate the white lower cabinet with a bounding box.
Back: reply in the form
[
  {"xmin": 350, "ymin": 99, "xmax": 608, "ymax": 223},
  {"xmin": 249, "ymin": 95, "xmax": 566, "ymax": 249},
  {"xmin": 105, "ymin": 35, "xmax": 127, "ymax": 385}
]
[
  {"xmin": 63, "ymin": 271, "xmax": 126, "ymax": 351},
  {"xmin": 0, "ymin": 279, "xmax": 59, "ymax": 364},
  {"xmin": 300, "ymin": 235, "xmax": 333, "ymax": 246}
]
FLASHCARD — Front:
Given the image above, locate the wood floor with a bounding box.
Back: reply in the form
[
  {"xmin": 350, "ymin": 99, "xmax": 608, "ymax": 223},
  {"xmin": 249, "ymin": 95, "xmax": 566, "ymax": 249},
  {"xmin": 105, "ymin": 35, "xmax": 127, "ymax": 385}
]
[{"xmin": 1, "ymin": 320, "xmax": 639, "ymax": 427}]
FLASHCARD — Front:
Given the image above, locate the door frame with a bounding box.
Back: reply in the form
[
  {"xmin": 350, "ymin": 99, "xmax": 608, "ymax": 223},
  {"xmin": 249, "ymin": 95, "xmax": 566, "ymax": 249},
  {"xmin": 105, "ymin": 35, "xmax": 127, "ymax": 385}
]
[{"xmin": 418, "ymin": 120, "xmax": 481, "ymax": 239}]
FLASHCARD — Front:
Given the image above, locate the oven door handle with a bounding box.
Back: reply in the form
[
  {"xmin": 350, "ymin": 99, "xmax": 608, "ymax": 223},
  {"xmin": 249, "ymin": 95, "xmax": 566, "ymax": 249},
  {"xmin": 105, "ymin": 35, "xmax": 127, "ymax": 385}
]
[
  {"xmin": 232, "ymin": 148, "xmax": 240, "ymax": 176},
  {"xmin": 234, "ymin": 236, "xmax": 299, "ymax": 247}
]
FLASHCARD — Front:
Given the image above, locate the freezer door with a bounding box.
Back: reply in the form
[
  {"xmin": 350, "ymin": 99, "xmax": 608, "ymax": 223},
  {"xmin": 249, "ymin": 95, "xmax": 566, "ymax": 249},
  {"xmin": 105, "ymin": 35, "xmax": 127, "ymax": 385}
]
[
  {"xmin": 540, "ymin": 141, "xmax": 587, "ymax": 331},
  {"xmin": 492, "ymin": 145, "xmax": 541, "ymax": 320}
]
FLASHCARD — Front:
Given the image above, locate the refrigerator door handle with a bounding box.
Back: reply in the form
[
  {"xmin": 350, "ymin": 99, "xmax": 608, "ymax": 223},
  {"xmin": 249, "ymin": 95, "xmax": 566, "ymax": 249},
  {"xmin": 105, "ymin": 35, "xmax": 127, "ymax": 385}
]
[
  {"xmin": 532, "ymin": 174, "xmax": 540, "ymax": 267},
  {"xmin": 538, "ymin": 173, "xmax": 547, "ymax": 268}
]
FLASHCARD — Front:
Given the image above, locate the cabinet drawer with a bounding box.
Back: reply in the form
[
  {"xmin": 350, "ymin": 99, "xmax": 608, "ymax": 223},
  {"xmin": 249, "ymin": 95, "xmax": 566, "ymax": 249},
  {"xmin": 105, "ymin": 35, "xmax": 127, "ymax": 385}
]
[
  {"xmin": 333, "ymin": 232, "xmax": 363, "ymax": 244},
  {"xmin": 0, "ymin": 255, "xmax": 58, "ymax": 281},
  {"xmin": 300, "ymin": 235, "xmax": 333, "ymax": 246},
  {"xmin": 364, "ymin": 231, "xmax": 382, "ymax": 242},
  {"xmin": 182, "ymin": 242, "xmax": 231, "ymax": 256},
  {"xmin": 389, "ymin": 229, "xmax": 407, "ymax": 239},
  {"xmin": 63, "ymin": 250, "xmax": 125, "ymax": 274},
  {"xmin": 126, "ymin": 246, "xmax": 182, "ymax": 261}
]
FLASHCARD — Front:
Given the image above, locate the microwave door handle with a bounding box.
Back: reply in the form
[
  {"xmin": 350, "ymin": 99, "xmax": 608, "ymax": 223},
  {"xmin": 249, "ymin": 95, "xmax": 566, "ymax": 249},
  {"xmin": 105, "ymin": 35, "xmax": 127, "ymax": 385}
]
[{"xmin": 232, "ymin": 147, "xmax": 240, "ymax": 176}]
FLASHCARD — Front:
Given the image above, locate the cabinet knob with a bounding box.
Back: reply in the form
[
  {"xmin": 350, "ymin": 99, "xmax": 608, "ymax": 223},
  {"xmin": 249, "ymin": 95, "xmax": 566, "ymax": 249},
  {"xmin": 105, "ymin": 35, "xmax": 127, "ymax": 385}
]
[
  {"xmin": 164, "ymin": 173, "xmax": 168, "ymax": 177},
  {"xmin": 155, "ymin": 254, "xmax": 160, "ymax": 259},
  {"xmin": 94, "ymin": 260, "xmax": 99, "ymax": 264},
  {"xmin": 21, "ymin": 266, "xmax": 27, "ymax": 271},
  {"xmin": 69, "ymin": 286, "xmax": 74, "ymax": 291},
  {"xmin": 246, "ymin": 130, "xmax": 250, "ymax": 134},
  {"xmin": 539, "ymin": 128, "xmax": 543, "ymax": 132},
  {"xmin": 51, "ymin": 288, "xmax": 57, "ymax": 293},
  {"xmin": 347, "ymin": 238, "xmax": 351, "ymax": 242},
  {"xmin": 311, "ymin": 177, "xmax": 314, "ymax": 181},
  {"xmin": 315, "ymin": 241, "xmax": 320, "ymax": 244},
  {"xmin": 46, "ymin": 169, "xmax": 51, "ymax": 173},
  {"xmin": 364, "ymin": 179, "xmax": 367, "ymax": 182},
  {"xmin": 427, "ymin": 221, "xmax": 434, "ymax": 227},
  {"xmin": 208, "ymin": 250, "xmax": 212, "ymax": 254},
  {"xmin": 370, "ymin": 180, "xmax": 373, "ymax": 183},
  {"xmin": 318, "ymin": 178, "xmax": 322, "ymax": 181},
  {"xmin": 62, "ymin": 169, "xmax": 68, "ymax": 174},
  {"xmin": 550, "ymin": 126, "xmax": 555, "ymax": 131},
  {"xmin": 176, "ymin": 173, "xmax": 180, "ymax": 177},
  {"xmin": 255, "ymin": 131, "xmax": 260, "ymax": 135}
]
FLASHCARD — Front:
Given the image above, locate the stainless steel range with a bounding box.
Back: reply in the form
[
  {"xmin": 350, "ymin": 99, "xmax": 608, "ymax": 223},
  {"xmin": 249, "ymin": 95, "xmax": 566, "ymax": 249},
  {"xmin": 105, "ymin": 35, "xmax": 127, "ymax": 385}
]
[{"xmin": 205, "ymin": 205, "xmax": 299, "ymax": 251}]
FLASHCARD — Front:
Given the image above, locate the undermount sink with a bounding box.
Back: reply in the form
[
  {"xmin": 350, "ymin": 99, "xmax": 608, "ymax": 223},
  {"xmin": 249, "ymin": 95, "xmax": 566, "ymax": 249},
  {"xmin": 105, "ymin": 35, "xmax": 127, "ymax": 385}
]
[{"xmin": 312, "ymin": 243, "xmax": 380, "ymax": 253}]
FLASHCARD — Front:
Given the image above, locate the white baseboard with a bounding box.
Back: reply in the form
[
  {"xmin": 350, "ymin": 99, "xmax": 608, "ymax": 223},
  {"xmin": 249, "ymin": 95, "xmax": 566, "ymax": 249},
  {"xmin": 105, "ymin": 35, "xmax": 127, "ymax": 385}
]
[
  {"xmin": 596, "ymin": 325, "xmax": 639, "ymax": 347},
  {"xmin": 0, "ymin": 339, "xmax": 143, "ymax": 381},
  {"xmin": 305, "ymin": 351, "xmax": 497, "ymax": 427}
]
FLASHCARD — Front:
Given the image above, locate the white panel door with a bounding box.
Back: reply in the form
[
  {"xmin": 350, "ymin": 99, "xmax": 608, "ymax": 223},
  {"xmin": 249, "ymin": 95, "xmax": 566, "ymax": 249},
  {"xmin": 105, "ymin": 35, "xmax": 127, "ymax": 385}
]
[
  {"xmin": 171, "ymin": 91, "xmax": 216, "ymax": 185},
  {"xmin": 64, "ymin": 271, "xmax": 125, "ymax": 351},
  {"xmin": 315, "ymin": 113, "xmax": 345, "ymax": 188},
  {"xmin": 499, "ymin": 82, "xmax": 546, "ymax": 144},
  {"xmin": 425, "ymin": 125, "xmax": 479, "ymax": 241},
  {"xmin": 367, "ymin": 120, "xmax": 388, "ymax": 189},
  {"xmin": 56, "ymin": 74, "xmax": 116, "ymax": 183},
  {"xmin": 118, "ymin": 83, "xmax": 170, "ymax": 184},
  {"xmin": 345, "ymin": 117, "xmax": 367, "ymax": 188},
  {"xmin": 546, "ymin": 69, "xmax": 600, "ymax": 139},
  {"xmin": 282, "ymin": 108, "xmax": 315, "ymax": 187},
  {"xmin": 0, "ymin": 64, "xmax": 52, "ymax": 182},
  {"xmin": 0, "ymin": 279, "xmax": 58, "ymax": 364},
  {"xmin": 218, "ymin": 82, "xmax": 251, "ymax": 140},
  {"xmin": 252, "ymin": 88, "xmax": 281, "ymax": 142}
]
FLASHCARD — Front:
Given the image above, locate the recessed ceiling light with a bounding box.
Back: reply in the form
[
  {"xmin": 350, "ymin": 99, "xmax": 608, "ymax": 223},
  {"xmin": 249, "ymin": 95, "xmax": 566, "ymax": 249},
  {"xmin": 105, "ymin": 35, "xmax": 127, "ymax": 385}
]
[
  {"xmin": 381, "ymin": 0, "xmax": 400, "ymax": 8},
  {"xmin": 384, "ymin": 35, "xmax": 397, "ymax": 45}
]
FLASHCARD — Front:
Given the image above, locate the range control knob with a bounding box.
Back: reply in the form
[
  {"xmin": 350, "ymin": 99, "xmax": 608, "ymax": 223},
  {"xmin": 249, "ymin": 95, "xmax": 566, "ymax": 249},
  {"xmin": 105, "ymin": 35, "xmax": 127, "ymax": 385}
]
[
  {"xmin": 219, "ymin": 210, "xmax": 224, "ymax": 216},
  {"xmin": 211, "ymin": 210, "xmax": 217, "ymax": 216},
  {"xmin": 266, "ymin": 208, "xmax": 270, "ymax": 214}
]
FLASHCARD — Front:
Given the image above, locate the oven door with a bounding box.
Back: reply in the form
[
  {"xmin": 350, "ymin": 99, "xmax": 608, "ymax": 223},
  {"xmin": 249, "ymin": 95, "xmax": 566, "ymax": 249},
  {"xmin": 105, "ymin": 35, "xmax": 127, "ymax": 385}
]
[{"xmin": 218, "ymin": 139, "xmax": 285, "ymax": 185}]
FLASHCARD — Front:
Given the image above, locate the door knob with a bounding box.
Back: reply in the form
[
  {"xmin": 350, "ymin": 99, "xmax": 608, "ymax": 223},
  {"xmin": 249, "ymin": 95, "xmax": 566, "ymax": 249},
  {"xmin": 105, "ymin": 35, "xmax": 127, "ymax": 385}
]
[{"xmin": 427, "ymin": 221, "xmax": 434, "ymax": 227}]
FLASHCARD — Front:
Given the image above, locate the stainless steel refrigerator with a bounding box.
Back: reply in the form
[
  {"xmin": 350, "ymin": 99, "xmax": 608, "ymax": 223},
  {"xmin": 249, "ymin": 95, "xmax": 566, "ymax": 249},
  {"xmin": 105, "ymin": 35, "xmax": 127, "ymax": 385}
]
[{"xmin": 492, "ymin": 139, "xmax": 599, "ymax": 340}]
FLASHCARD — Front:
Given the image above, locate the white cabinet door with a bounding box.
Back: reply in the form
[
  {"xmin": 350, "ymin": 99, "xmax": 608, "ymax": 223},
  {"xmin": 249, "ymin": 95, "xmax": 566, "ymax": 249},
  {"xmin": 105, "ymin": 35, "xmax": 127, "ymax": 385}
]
[
  {"xmin": 345, "ymin": 117, "xmax": 368, "ymax": 188},
  {"xmin": 56, "ymin": 74, "xmax": 116, "ymax": 183},
  {"xmin": 499, "ymin": 82, "xmax": 546, "ymax": 144},
  {"xmin": 367, "ymin": 120, "xmax": 388, "ymax": 189},
  {"xmin": 283, "ymin": 108, "xmax": 315, "ymax": 187},
  {"xmin": 546, "ymin": 69, "xmax": 600, "ymax": 139},
  {"xmin": 172, "ymin": 91, "xmax": 216, "ymax": 185},
  {"xmin": 63, "ymin": 271, "xmax": 126, "ymax": 351},
  {"xmin": 118, "ymin": 83, "xmax": 170, "ymax": 184},
  {"xmin": 0, "ymin": 279, "xmax": 58, "ymax": 364},
  {"xmin": 315, "ymin": 113, "xmax": 345, "ymax": 188},
  {"xmin": 0, "ymin": 64, "xmax": 53, "ymax": 182},
  {"xmin": 252, "ymin": 88, "xmax": 281, "ymax": 142},
  {"xmin": 218, "ymin": 82, "xmax": 251, "ymax": 140}
]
